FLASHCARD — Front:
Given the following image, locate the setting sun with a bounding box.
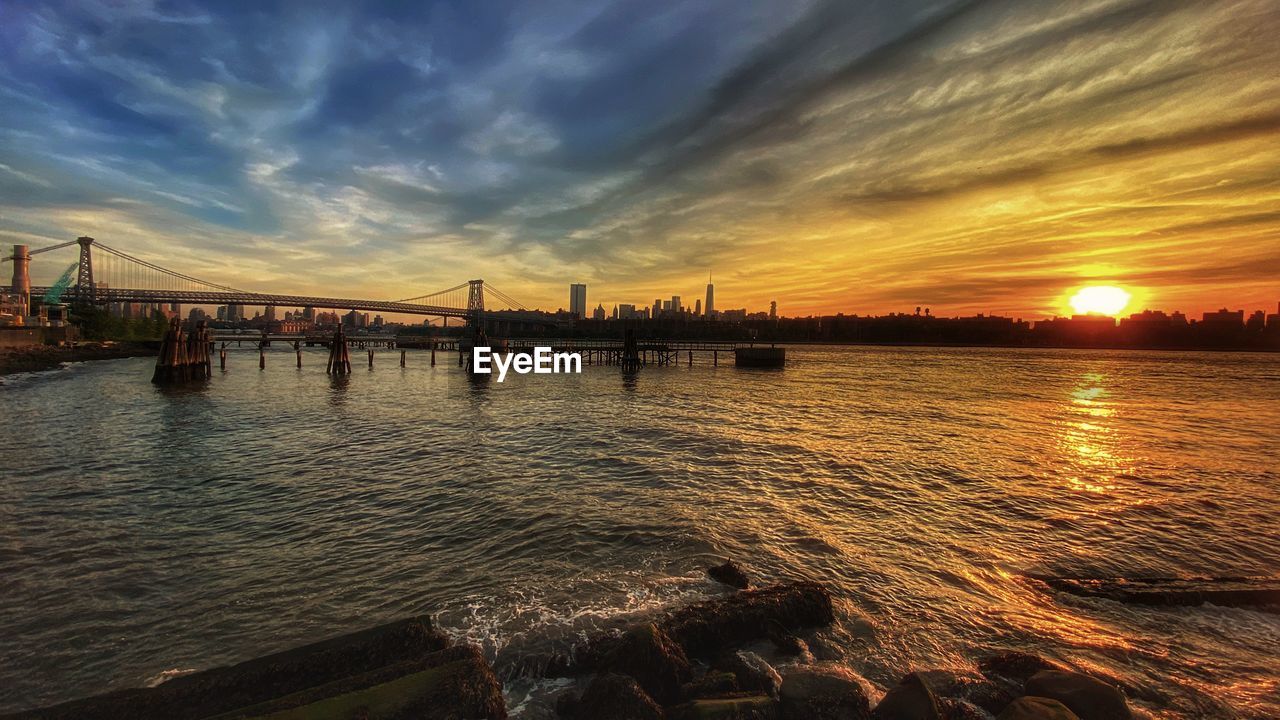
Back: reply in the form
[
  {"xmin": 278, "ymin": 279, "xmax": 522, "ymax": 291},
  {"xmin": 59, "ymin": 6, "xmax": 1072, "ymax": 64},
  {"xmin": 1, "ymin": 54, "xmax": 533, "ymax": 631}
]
[{"xmin": 1068, "ymin": 286, "xmax": 1131, "ymax": 316}]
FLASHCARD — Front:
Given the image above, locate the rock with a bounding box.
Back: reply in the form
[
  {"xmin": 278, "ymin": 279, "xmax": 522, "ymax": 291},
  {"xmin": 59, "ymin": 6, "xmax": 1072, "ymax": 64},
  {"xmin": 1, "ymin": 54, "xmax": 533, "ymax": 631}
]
[
  {"xmin": 664, "ymin": 582, "xmax": 835, "ymax": 660},
  {"xmin": 709, "ymin": 560, "xmax": 751, "ymax": 589},
  {"xmin": 1024, "ymin": 670, "xmax": 1131, "ymax": 720},
  {"xmin": 546, "ymin": 582, "xmax": 835, "ymax": 677},
  {"xmin": 669, "ymin": 696, "xmax": 780, "ymax": 720},
  {"xmin": 601, "ymin": 623, "xmax": 693, "ymax": 705},
  {"xmin": 683, "ymin": 670, "xmax": 740, "ymax": 700},
  {"xmin": 997, "ymin": 696, "xmax": 1081, "ymax": 720},
  {"xmin": 779, "ymin": 662, "xmax": 873, "ymax": 720},
  {"xmin": 1037, "ymin": 576, "xmax": 1280, "ymax": 611},
  {"xmin": 222, "ymin": 644, "xmax": 508, "ymax": 719},
  {"xmin": 938, "ymin": 697, "xmax": 987, "ymax": 720},
  {"xmin": 962, "ymin": 679, "xmax": 1018, "ymax": 717},
  {"xmin": 910, "ymin": 669, "xmax": 980, "ymax": 702},
  {"xmin": 712, "ymin": 651, "xmax": 782, "ymax": 698},
  {"xmin": 9, "ymin": 616, "xmax": 456, "ymax": 720},
  {"xmin": 555, "ymin": 689, "xmax": 581, "ymax": 718},
  {"xmin": 872, "ymin": 672, "xmax": 941, "ymax": 720},
  {"xmin": 978, "ymin": 652, "xmax": 1058, "ymax": 685},
  {"xmin": 971, "ymin": 651, "xmax": 1060, "ymax": 715},
  {"xmin": 770, "ymin": 633, "xmax": 809, "ymax": 658},
  {"xmin": 573, "ymin": 674, "xmax": 663, "ymax": 720}
]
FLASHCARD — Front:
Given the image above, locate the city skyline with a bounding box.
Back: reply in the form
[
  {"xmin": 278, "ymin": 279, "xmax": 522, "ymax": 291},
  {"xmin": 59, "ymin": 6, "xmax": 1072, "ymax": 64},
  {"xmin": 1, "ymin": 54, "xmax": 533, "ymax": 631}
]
[{"xmin": 1, "ymin": 2, "xmax": 1278, "ymax": 318}]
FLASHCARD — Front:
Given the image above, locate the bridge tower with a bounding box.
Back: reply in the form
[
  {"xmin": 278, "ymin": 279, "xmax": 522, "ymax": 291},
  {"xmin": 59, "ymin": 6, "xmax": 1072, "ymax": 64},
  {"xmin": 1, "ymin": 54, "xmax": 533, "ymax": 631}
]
[
  {"xmin": 467, "ymin": 279, "xmax": 484, "ymax": 336},
  {"xmin": 74, "ymin": 236, "xmax": 95, "ymax": 303}
]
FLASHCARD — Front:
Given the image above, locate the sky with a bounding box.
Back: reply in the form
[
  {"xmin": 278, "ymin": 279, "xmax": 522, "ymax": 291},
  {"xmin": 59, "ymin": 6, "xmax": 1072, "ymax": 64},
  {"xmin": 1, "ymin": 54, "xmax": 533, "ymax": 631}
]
[{"xmin": 1, "ymin": 0, "xmax": 1278, "ymax": 319}]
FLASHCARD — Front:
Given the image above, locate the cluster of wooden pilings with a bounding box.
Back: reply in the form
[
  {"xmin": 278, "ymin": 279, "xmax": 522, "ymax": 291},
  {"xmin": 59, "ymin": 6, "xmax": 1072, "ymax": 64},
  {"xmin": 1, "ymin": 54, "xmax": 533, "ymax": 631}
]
[
  {"xmin": 326, "ymin": 328, "xmax": 352, "ymax": 374},
  {"xmin": 152, "ymin": 319, "xmax": 213, "ymax": 384}
]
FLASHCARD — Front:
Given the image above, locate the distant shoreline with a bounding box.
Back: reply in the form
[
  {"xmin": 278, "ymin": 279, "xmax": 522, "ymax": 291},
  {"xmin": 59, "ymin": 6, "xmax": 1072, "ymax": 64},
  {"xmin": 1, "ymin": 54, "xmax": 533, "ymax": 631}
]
[
  {"xmin": 738, "ymin": 339, "xmax": 1280, "ymax": 354},
  {"xmin": 0, "ymin": 342, "xmax": 157, "ymax": 381}
]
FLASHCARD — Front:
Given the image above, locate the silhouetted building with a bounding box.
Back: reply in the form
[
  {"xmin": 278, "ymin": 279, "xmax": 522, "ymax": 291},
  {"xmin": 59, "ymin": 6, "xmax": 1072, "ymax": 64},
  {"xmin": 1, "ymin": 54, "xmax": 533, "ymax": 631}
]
[
  {"xmin": 1202, "ymin": 308, "xmax": 1244, "ymax": 327},
  {"xmin": 569, "ymin": 284, "xmax": 587, "ymax": 319}
]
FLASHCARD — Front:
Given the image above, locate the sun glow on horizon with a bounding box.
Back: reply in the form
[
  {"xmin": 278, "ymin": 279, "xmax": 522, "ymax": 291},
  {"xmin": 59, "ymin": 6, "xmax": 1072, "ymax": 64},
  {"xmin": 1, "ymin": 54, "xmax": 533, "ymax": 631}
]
[{"xmin": 1068, "ymin": 286, "xmax": 1132, "ymax": 317}]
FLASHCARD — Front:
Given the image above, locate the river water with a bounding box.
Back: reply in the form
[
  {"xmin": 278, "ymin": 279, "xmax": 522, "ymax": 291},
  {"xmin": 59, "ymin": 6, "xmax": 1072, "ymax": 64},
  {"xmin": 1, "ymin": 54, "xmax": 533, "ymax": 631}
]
[{"xmin": 1, "ymin": 345, "xmax": 1277, "ymax": 717}]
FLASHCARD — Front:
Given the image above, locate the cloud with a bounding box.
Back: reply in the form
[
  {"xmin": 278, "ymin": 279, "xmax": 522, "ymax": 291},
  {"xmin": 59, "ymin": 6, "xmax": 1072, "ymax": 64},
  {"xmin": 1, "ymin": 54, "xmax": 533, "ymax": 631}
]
[{"xmin": 0, "ymin": 0, "xmax": 1276, "ymax": 317}]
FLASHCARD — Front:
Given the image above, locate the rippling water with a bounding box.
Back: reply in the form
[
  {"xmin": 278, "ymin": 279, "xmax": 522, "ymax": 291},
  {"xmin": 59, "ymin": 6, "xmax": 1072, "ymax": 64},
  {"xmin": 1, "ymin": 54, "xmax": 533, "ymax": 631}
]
[{"xmin": 2, "ymin": 345, "xmax": 1278, "ymax": 717}]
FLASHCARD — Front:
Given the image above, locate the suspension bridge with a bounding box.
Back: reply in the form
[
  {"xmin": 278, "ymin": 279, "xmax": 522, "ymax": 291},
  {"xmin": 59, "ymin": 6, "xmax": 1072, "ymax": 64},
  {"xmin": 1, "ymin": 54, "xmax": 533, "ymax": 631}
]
[{"xmin": 1, "ymin": 236, "xmax": 551, "ymax": 328}]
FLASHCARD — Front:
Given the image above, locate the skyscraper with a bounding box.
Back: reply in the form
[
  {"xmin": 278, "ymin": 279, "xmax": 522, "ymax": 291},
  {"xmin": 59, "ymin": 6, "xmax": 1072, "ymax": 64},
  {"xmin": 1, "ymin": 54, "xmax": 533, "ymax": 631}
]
[
  {"xmin": 705, "ymin": 273, "xmax": 715, "ymax": 320},
  {"xmin": 770, "ymin": 301, "xmax": 777, "ymax": 320},
  {"xmin": 570, "ymin": 283, "xmax": 587, "ymax": 318}
]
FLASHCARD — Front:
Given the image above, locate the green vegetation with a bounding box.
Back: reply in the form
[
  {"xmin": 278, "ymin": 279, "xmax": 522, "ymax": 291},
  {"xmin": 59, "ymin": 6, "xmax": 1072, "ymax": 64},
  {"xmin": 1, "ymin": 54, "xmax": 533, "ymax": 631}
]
[{"xmin": 70, "ymin": 304, "xmax": 168, "ymax": 341}]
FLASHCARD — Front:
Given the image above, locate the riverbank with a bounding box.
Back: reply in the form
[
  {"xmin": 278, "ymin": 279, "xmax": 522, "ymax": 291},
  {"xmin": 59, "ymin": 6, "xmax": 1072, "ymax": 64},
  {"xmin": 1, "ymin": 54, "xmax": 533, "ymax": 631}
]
[
  {"xmin": 0, "ymin": 342, "xmax": 156, "ymax": 381},
  {"xmin": 3, "ymin": 571, "xmax": 1147, "ymax": 720}
]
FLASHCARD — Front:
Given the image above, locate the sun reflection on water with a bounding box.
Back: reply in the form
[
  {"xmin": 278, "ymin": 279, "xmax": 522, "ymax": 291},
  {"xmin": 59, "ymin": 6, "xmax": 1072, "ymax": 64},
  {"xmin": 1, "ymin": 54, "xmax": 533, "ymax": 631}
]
[{"xmin": 1058, "ymin": 371, "xmax": 1131, "ymax": 494}]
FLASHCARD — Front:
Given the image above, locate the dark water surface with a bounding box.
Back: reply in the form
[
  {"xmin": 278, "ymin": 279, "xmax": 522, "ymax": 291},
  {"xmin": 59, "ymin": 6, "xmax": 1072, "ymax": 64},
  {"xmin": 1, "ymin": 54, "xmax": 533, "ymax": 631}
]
[{"xmin": 2, "ymin": 345, "xmax": 1278, "ymax": 717}]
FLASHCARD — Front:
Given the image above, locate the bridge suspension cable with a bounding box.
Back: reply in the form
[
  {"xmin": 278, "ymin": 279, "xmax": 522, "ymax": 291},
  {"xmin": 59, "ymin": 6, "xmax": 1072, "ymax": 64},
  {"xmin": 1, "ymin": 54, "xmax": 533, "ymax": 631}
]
[
  {"xmin": 484, "ymin": 284, "xmax": 528, "ymax": 311},
  {"xmin": 94, "ymin": 242, "xmax": 247, "ymax": 294},
  {"xmin": 396, "ymin": 282, "xmax": 470, "ymax": 305}
]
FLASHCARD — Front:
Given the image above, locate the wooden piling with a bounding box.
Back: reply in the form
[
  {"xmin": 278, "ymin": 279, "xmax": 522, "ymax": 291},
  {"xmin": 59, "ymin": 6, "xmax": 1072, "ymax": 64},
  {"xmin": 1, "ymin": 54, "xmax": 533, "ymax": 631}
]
[
  {"xmin": 151, "ymin": 318, "xmax": 187, "ymax": 384},
  {"xmin": 400, "ymin": 350, "xmax": 406, "ymax": 367},
  {"xmin": 714, "ymin": 350, "xmax": 718, "ymax": 366},
  {"xmin": 220, "ymin": 349, "xmax": 226, "ymax": 371},
  {"xmin": 259, "ymin": 346, "xmax": 265, "ymax": 370},
  {"xmin": 368, "ymin": 349, "xmax": 374, "ymax": 368},
  {"xmin": 688, "ymin": 350, "xmax": 693, "ymax": 366},
  {"xmin": 326, "ymin": 327, "xmax": 352, "ymax": 375},
  {"xmin": 431, "ymin": 341, "xmax": 436, "ymax": 366},
  {"xmin": 183, "ymin": 320, "xmax": 211, "ymax": 379}
]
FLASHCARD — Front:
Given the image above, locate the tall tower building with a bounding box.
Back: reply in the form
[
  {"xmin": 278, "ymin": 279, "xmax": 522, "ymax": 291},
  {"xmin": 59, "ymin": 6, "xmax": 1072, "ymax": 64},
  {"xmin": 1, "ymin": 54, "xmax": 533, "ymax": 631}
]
[
  {"xmin": 705, "ymin": 272, "xmax": 715, "ymax": 319},
  {"xmin": 569, "ymin": 283, "xmax": 587, "ymax": 318},
  {"xmin": 10, "ymin": 245, "xmax": 31, "ymax": 320},
  {"xmin": 770, "ymin": 301, "xmax": 777, "ymax": 320}
]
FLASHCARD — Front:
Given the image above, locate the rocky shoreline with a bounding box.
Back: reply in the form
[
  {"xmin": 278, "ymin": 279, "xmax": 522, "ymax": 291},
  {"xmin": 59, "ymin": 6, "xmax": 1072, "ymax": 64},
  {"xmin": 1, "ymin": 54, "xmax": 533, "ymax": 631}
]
[
  {"xmin": 3, "ymin": 563, "xmax": 1146, "ymax": 720},
  {"xmin": 0, "ymin": 342, "xmax": 157, "ymax": 381}
]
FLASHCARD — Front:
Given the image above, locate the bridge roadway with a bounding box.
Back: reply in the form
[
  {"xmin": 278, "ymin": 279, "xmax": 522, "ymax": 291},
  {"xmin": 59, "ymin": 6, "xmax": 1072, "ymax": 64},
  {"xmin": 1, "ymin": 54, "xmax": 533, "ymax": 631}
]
[{"xmin": 9, "ymin": 286, "xmax": 558, "ymax": 324}]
